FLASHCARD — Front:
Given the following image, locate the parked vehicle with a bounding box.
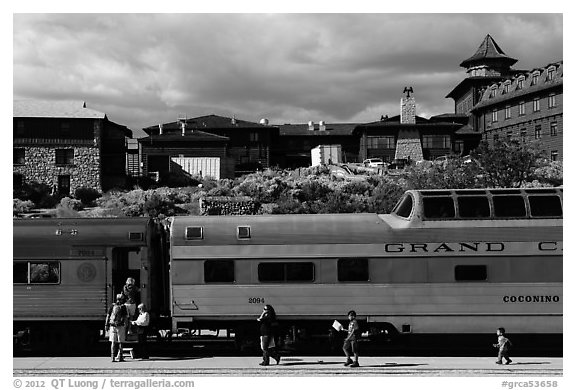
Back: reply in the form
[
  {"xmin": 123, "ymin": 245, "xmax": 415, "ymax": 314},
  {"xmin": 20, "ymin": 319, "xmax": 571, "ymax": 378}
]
[{"xmin": 363, "ymin": 158, "xmax": 384, "ymax": 168}]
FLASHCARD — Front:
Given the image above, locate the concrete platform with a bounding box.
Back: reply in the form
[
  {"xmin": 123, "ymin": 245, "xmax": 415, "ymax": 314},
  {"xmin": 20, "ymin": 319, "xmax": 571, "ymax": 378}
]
[{"xmin": 13, "ymin": 356, "xmax": 562, "ymax": 376}]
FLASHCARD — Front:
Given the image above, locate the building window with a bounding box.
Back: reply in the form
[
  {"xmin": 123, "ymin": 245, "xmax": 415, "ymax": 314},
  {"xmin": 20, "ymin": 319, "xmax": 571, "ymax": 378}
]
[
  {"xmin": 16, "ymin": 120, "xmax": 25, "ymax": 137},
  {"xmin": 58, "ymin": 175, "xmax": 71, "ymax": 196},
  {"xmin": 550, "ymin": 122, "xmax": 558, "ymax": 137},
  {"xmin": 249, "ymin": 132, "xmax": 259, "ymax": 142},
  {"xmin": 518, "ymin": 101, "xmax": 525, "ymax": 116},
  {"xmin": 533, "ymin": 98, "xmax": 540, "ymax": 112},
  {"xmin": 532, "ymin": 72, "xmax": 540, "ymax": 85},
  {"xmin": 504, "ymin": 106, "xmax": 511, "ymax": 119},
  {"xmin": 55, "ymin": 149, "xmax": 74, "ymax": 165},
  {"xmin": 422, "ymin": 135, "xmax": 451, "ymax": 149},
  {"xmin": 489, "ymin": 87, "xmax": 497, "ymax": 98},
  {"xmin": 517, "ymin": 77, "xmax": 524, "ymax": 90},
  {"xmin": 534, "ymin": 125, "xmax": 542, "ymax": 140},
  {"xmin": 60, "ymin": 121, "xmax": 71, "ymax": 137},
  {"xmin": 204, "ymin": 260, "xmax": 235, "ymax": 283},
  {"xmin": 548, "ymin": 93, "xmax": 557, "ymax": 108},
  {"xmin": 454, "ymin": 140, "xmax": 464, "ymax": 154},
  {"xmin": 337, "ymin": 258, "xmax": 369, "ymax": 282},
  {"xmin": 506, "ymin": 131, "xmax": 513, "ymax": 141},
  {"xmin": 503, "ymin": 83, "xmax": 510, "ymax": 94},
  {"xmin": 550, "ymin": 150, "xmax": 559, "ymax": 162},
  {"xmin": 547, "ymin": 67, "xmax": 556, "ymax": 81},
  {"xmin": 520, "ymin": 129, "xmax": 527, "ymax": 143},
  {"xmin": 367, "ymin": 136, "xmax": 395, "ymax": 149},
  {"xmin": 13, "ymin": 148, "xmax": 25, "ymax": 165},
  {"xmin": 491, "ymin": 109, "xmax": 498, "ymax": 123},
  {"xmin": 14, "ymin": 173, "xmax": 24, "ymax": 191}
]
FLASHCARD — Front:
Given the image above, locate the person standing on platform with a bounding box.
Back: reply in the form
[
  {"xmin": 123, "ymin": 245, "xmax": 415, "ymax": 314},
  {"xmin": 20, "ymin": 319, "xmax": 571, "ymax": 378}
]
[
  {"xmin": 131, "ymin": 303, "xmax": 150, "ymax": 359},
  {"xmin": 105, "ymin": 294, "xmax": 129, "ymax": 362}
]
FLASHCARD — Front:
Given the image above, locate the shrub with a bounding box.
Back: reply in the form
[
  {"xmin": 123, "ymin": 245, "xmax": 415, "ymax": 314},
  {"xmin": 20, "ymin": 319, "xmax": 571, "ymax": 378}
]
[
  {"xmin": 74, "ymin": 187, "xmax": 101, "ymax": 206},
  {"xmin": 56, "ymin": 197, "xmax": 82, "ymax": 218},
  {"xmin": 13, "ymin": 199, "xmax": 34, "ymax": 215}
]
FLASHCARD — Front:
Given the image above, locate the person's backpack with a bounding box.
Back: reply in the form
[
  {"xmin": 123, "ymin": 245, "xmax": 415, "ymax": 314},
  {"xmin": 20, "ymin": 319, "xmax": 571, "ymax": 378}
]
[{"xmin": 109, "ymin": 304, "xmax": 125, "ymax": 327}]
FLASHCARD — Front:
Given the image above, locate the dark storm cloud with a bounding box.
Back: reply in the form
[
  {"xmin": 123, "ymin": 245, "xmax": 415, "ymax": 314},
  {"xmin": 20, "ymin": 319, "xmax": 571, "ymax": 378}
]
[{"xmin": 13, "ymin": 13, "xmax": 562, "ymax": 135}]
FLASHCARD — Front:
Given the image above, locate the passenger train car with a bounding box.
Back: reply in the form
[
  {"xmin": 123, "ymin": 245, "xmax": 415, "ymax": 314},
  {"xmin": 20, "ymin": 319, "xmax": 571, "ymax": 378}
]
[
  {"xmin": 13, "ymin": 188, "xmax": 562, "ymax": 352},
  {"xmin": 12, "ymin": 218, "xmax": 169, "ymax": 351},
  {"xmin": 168, "ymin": 187, "xmax": 562, "ymax": 349}
]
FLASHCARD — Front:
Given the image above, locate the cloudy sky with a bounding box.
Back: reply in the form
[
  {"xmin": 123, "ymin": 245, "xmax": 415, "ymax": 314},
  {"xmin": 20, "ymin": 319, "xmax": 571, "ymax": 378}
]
[{"xmin": 13, "ymin": 13, "xmax": 563, "ymax": 137}]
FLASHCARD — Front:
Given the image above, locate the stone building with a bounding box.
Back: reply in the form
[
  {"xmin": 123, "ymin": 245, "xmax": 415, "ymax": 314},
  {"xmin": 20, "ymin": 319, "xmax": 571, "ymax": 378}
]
[
  {"xmin": 354, "ymin": 89, "xmax": 466, "ymax": 162},
  {"xmin": 13, "ymin": 100, "xmax": 131, "ymax": 194}
]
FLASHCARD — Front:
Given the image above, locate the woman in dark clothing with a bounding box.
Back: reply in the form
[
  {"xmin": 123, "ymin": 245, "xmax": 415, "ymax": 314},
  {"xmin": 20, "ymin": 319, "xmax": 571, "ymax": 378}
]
[{"xmin": 257, "ymin": 305, "xmax": 281, "ymax": 366}]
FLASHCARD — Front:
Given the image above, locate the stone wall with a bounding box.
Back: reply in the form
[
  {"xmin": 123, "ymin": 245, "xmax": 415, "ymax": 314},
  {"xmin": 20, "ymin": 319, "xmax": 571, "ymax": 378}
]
[
  {"xmin": 395, "ymin": 129, "xmax": 424, "ymax": 161},
  {"xmin": 13, "ymin": 146, "xmax": 101, "ymax": 193},
  {"xmin": 199, "ymin": 196, "xmax": 257, "ymax": 215},
  {"xmin": 400, "ymin": 96, "xmax": 416, "ymax": 124}
]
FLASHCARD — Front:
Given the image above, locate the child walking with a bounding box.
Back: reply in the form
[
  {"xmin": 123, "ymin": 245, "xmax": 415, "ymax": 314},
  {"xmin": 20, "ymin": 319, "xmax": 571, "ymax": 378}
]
[
  {"xmin": 493, "ymin": 327, "xmax": 513, "ymax": 365},
  {"xmin": 343, "ymin": 310, "xmax": 360, "ymax": 367}
]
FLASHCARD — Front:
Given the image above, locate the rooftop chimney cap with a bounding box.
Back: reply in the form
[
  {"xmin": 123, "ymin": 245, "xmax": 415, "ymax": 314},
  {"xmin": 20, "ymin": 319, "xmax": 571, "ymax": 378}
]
[
  {"xmin": 319, "ymin": 120, "xmax": 326, "ymax": 131},
  {"xmin": 308, "ymin": 121, "xmax": 315, "ymax": 131}
]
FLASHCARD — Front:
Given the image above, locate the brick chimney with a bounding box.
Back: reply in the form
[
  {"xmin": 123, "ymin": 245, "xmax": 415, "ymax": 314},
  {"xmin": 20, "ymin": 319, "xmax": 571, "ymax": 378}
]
[{"xmin": 400, "ymin": 86, "xmax": 416, "ymax": 124}]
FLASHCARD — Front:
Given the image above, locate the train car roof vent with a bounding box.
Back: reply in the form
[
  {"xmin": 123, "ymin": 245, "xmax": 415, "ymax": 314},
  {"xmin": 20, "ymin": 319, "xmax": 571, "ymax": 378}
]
[
  {"xmin": 237, "ymin": 226, "xmax": 251, "ymax": 240},
  {"xmin": 185, "ymin": 226, "xmax": 204, "ymax": 240},
  {"xmin": 128, "ymin": 232, "xmax": 144, "ymax": 241}
]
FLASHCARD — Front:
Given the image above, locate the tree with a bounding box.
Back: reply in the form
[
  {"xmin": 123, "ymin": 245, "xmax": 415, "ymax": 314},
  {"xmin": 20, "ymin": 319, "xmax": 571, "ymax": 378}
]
[{"xmin": 472, "ymin": 140, "xmax": 544, "ymax": 188}]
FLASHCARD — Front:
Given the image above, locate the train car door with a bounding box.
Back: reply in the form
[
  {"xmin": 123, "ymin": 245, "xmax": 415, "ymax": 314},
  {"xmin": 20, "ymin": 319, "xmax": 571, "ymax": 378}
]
[{"xmin": 110, "ymin": 247, "xmax": 149, "ymax": 308}]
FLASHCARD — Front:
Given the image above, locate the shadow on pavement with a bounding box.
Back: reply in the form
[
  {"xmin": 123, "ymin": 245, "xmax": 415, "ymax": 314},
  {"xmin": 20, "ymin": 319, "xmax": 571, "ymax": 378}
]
[
  {"xmin": 149, "ymin": 356, "xmax": 208, "ymax": 361},
  {"xmin": 509, "ymin": 362, "xmax": 551, "ymax": 366}
]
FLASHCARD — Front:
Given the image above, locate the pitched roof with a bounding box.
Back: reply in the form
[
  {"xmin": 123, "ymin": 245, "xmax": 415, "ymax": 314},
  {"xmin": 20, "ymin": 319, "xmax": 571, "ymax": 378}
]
[
  {"xmin": 472, "ymin": 61, "xmax": 563, "ymax": 111},
  {"xmin": 460, "ymin": 34, "xmax": 518, "ymax": 68},
  {"xmin": 277, "ymin": 123, "xmax": 358, "ymax": 136},
  {"xmin": 13, "ymin": 100, "xmax": 106, "ymax": 119},
  {"xmin": 139, "ymin": 129, "xmax": 229, "ymax": 143},
  {"xmin": 143, "ymin": 114, "xmax": 276, "ymax": 135}
]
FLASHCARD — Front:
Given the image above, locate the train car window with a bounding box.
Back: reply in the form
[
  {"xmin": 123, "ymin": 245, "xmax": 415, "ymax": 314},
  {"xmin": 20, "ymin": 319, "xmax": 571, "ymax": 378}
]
[
  {"xmin": 185, "ymin": 226, "xmax": 204, "ymax": 240},
  {"xmin": 493, "ymin": 196, "xmax": 526, "ymax": 217},
  {"xmin": 525, "ymin": 188, "xmax": 558, "ymax": 194},
  {"xmin": 393, "ymin": 195, "xmax": 413, "ymax": 218},
  {"xmin": 204, "ymin": 260, "xmax": 235, "ymax": 283},
  {"xmin": 258, "ymin": 262, "xmax": 315, "ymax": 282},
  {"xmin": 457, "ymin": 196, "xmax": 490, "ymax": 218},
  {"xmin": 286, "ymin": 263, "xmax": 314, "ymax": 282},
  {"xmin": 338, "ymin": 258, "xmax": 369, "ymax": 282},
  {"xmin": 128, "ymin": 232, "xmax": 144, "ymax": 241},
  {"xmin": 423, "ymin": 197, "xmax": 455, "ymax": 219},
  {"xmin": 454, "ymin": 265, "xmax": 487, "ymax": 281},
  {"xmin": 237, "ymin": 226, "xmax": 251, "ymax": 239},
  {"xmin": 529, "ymin": 195, "xmax": 562, "ymax": 217},
  {"xmin": 13, "ymin": 262, "xmax": 28, "ymax": 284},
  {"xmin": 29, "ymin": 262, "xmax": 60, "ymax": 284}
]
